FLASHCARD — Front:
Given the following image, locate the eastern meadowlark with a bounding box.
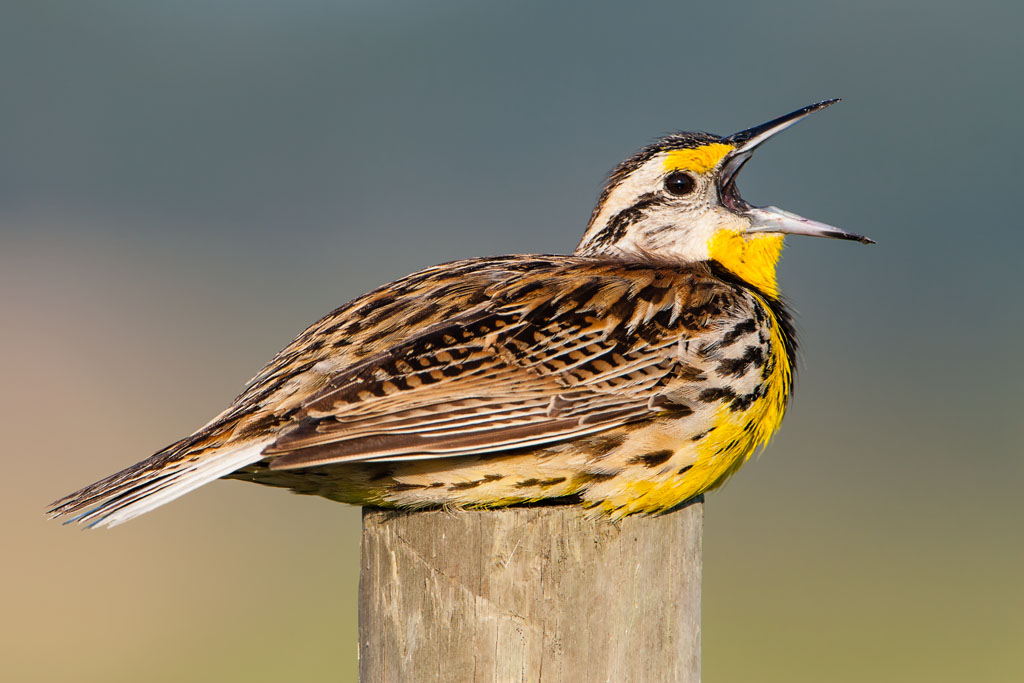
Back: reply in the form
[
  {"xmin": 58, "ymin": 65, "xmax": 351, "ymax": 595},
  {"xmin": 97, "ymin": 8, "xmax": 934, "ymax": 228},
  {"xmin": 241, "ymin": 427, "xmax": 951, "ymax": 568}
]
[{"xmin": 49, "ymin": 100, "xmax": 871, "ymax": 528}]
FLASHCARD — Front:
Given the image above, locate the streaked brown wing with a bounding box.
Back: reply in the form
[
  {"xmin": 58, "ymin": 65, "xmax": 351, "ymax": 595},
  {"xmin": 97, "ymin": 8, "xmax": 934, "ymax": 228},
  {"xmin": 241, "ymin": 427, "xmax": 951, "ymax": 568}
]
[{"xmin": 264, "ymin": 265, "xmax": 726, "ymax": 470}]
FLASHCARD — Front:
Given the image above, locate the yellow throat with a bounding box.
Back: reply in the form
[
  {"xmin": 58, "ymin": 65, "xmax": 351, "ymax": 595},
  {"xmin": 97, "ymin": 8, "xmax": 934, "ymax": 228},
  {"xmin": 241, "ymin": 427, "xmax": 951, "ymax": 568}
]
[{"xmin": 708, "ymin": 230, "xmax": 785, "ymax": 299}]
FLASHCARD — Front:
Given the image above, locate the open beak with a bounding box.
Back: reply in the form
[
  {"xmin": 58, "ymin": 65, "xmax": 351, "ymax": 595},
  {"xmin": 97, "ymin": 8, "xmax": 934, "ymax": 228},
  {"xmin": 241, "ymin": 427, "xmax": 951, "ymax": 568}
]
[{"xmin": 719, "ymin": 99, "xmax": 874, "ymax": 245}]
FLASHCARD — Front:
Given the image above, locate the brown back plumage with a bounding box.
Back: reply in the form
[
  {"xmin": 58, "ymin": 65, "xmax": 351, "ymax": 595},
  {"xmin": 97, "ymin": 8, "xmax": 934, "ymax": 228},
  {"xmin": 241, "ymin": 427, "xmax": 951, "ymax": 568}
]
[{"xmin": 49, "ymin": 255, "xmax": 778, "ymax": 526}]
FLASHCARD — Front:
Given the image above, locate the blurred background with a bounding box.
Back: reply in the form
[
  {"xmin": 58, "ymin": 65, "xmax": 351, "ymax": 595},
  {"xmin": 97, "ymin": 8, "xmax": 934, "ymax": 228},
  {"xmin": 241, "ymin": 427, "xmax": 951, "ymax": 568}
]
[{"xmin": 4, "ymin": 1, "xmax": 1022, "ymax": 681}]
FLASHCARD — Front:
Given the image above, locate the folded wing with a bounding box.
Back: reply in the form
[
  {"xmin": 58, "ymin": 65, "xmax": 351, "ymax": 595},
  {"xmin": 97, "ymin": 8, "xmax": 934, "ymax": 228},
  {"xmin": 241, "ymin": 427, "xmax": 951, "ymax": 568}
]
[{"xmin": 264, "ymin": 270, "xmax": 703, "ymax": 468}]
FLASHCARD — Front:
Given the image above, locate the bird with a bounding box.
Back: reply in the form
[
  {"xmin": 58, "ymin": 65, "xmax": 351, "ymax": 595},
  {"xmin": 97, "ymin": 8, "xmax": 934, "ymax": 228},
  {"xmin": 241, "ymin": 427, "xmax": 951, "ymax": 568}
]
[{"xmin": 49, "ymin": 99, "xmax": 871, "ymax": 528}]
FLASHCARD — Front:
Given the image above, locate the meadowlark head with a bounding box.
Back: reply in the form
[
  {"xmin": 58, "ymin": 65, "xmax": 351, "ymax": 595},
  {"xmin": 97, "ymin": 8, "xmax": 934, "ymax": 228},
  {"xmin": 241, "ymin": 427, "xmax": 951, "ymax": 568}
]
[{"xmin": 575, "ymin": 100, "xmax": 872, "ymax": 297}]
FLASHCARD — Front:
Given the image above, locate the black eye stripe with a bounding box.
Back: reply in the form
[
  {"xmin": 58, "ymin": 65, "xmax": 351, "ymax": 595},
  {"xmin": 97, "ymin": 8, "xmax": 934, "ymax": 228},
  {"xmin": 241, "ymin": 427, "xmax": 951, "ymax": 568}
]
[
  {"xmin": 664, "ymin": 171, "xmax": 696, "ymax": 197},
  {"xmin": 587, "ymin": 192, "xmax": 666, "ymax": 248}
]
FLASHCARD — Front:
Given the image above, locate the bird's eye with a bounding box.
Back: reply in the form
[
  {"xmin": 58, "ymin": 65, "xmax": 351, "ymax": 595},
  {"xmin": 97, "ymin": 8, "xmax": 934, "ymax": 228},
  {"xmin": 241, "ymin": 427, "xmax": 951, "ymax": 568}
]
[{"xmin": 664, "ymin": 171, "xmax": 696, "ymax": 197}]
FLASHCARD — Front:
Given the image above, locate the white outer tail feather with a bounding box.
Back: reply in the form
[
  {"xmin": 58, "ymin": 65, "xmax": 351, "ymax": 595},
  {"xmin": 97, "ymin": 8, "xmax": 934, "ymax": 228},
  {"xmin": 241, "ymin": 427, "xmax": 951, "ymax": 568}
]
[{"xmin": 80, "ymin": 442, "xmax": 267, "ymax": 529}]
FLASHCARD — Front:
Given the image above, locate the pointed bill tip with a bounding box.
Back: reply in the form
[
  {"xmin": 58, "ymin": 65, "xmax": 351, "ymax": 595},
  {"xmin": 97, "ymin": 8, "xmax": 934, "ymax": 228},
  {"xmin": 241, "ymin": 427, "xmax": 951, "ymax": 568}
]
[
  {"xmin": 811, "ymin": 97, "xmax": 842, "ymax": 110},
  {"xmin": 745, "ymin": 206, "xmax": 872, "ymax": 244},
  {"xmin": 725, "ymin": 99, "xmax": 842, "ymax": 152},
  {"xmin": 719, "ymin": 101, "xmax": 871, "ymax": 246}
]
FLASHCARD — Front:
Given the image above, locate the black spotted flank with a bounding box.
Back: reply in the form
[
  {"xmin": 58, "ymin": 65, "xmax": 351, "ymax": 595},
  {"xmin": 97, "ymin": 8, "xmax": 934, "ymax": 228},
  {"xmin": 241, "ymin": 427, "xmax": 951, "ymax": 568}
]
[
  {"xmin": 722, "ymin": 319, "xmax": 756, "ymax": 346},
  {"xmin": 648, "ymin": 394, "xmax": 694, "ymax": 416},
  {"xmin": 584, "ymin": 471, "xmax": 619, "ymax": 483},
  {"xmin": 715, "ymin": 345, "xmax": 765, "ymax": 378},
  {"xmin": 690, "ymin": 427, "xmax": 713, "ymax": 441},
  {"xmin": 448, "ymin": 474, "xmax": 504, "ymax": 491},
  {"xmin": 707, "ymin": 261, "xmax": 798, "ymax": 395},
  {"xmin": 728, "ymin": 385, "xmax": 765, "ymax": 412},
  {"xmin": 630, "ymin": 450, "xmax": 674, "ymax": 468},
  {"xmin": 389, "ymin": 482, "xmax": 426, "ymax": 492},
  {"xmin": 698, "ymin": 387, "xmax": 736, "ymax": 403},
  {"xmin": 511, "ymin": 475, "xmax": 567, "ymax": 489},
  {"xmin": 588, "ymin": 435, "xmax": 624, "ymax": 459}
]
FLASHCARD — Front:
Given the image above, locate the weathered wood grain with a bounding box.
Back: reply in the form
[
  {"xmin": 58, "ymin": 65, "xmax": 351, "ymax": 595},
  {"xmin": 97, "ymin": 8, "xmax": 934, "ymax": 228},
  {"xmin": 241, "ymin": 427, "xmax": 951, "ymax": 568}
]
[{"xmin": 359, "ymin": 500, "xmax": 701, "ymax": 682}]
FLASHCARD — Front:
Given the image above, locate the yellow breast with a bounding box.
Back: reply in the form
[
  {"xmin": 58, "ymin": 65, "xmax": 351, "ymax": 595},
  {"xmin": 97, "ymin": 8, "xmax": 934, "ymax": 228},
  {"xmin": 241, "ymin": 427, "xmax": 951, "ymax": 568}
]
[
  {"xmin": 688, "ymin": 294, "xmax": 792, "ymax": 494},
  {"xmin": 588, "ymin": 294, "xmax": 793, "ymax": 517},
  {"xmin": 592, "ymin": 233, "xmax": 793, "ymax": 515}
]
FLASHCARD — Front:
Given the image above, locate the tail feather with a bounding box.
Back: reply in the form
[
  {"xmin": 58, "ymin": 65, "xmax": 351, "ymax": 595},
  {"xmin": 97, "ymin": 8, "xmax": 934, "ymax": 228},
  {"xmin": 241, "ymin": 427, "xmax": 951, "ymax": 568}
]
[{"xmin": 49, "ymin": 442, "xmax": 266, "ymax": 528}]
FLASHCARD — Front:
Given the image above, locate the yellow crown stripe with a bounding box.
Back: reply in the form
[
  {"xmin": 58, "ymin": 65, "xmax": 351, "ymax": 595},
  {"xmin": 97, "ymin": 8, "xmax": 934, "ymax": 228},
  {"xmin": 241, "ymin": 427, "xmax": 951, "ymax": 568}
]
[{"xmin": 662, "ymin": 143, "xmax": 734, "ymax": 174}]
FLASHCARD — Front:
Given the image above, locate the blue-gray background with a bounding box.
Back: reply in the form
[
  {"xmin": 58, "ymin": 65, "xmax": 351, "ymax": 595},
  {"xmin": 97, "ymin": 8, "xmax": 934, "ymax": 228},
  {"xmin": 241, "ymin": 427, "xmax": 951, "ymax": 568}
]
[{"xmin": 4, "ymin": 2, "xmax": 1021, "ymax": 681}]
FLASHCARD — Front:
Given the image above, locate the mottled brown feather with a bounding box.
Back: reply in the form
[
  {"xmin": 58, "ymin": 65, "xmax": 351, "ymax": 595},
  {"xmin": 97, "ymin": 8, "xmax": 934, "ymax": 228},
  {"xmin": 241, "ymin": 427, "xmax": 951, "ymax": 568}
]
[
  {"xmin": 255, "ymin": 257, "xmax": 752, "ymax": 469},
  {"xmin": 48, "ymin": 255, "xmax": 774, "ymax": 523}
]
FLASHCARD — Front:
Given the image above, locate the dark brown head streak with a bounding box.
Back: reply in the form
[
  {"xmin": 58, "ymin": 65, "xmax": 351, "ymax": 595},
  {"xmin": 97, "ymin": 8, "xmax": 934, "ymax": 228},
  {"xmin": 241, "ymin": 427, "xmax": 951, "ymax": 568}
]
[{"xmin": 586, "ymin": 131, "xmax": 722, "ymax": 232}]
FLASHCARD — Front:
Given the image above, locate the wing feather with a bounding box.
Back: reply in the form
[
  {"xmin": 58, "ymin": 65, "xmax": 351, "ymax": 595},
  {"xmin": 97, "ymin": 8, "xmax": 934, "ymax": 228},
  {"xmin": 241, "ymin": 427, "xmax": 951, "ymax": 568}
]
[
  {"xmin": 263, "ymin": 263, "xmax": 734, "ymax": 470},
  {"xmin": 49, "ymin": 256, "xmax": 762, "ymax": 526}
]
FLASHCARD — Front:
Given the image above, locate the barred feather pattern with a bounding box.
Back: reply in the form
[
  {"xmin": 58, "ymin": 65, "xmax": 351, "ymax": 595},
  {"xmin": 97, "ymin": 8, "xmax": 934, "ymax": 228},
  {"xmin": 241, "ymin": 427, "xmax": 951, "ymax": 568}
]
[{"xmin": 49, "ymin": 255, "xmax": 794, "ymax": 524}]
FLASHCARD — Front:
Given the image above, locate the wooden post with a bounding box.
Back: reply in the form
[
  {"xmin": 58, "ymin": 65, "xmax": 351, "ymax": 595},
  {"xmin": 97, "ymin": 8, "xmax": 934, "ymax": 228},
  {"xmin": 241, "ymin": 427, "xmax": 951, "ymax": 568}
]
[{"xmin": 358, "ymin": 500, "xmax": 702, "ymax": 682}]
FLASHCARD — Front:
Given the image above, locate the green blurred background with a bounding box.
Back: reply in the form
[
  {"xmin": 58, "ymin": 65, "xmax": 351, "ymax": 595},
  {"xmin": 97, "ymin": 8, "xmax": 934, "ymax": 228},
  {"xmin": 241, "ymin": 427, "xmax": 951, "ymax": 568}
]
[{"xmin": 4, "ymin": 1, "xmax": 1022, "ymax": 681}]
